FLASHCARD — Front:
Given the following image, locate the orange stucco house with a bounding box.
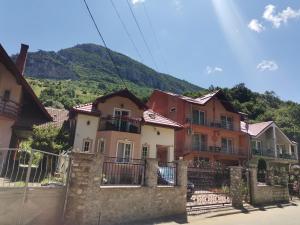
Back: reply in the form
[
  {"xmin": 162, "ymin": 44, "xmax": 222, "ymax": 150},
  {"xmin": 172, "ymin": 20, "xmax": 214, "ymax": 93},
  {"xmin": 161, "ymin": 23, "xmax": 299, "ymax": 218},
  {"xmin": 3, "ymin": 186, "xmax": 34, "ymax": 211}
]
[{"xmin": 147, "ymin": 90, "xmax": 249, "ymax": 166}]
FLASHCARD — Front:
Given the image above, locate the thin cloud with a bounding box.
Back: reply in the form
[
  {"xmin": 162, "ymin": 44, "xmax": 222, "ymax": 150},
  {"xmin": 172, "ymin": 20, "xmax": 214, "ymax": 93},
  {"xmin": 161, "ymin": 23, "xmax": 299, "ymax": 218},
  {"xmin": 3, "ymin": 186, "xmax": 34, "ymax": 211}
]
[
  {"xmin": 257, "ymin": 60, "xmax": 279, "ymax": 72},
  {"xmin": 206, "ymin": 66, "xmax": 223, "ymax": 74},
  {"xmin": 248, "ymin": 19, "xmax": 265, "ymax": 32},
  {"xmin": 173, "ymin": 0, "xmax": 183, "ymax": 11},
  {"xmin": 131, "ymin": 0, "xmax": 145, "ymax": 5},
  {"xmin": 263, "ymin": 4, "xmax": 300, "ymax": 28}
]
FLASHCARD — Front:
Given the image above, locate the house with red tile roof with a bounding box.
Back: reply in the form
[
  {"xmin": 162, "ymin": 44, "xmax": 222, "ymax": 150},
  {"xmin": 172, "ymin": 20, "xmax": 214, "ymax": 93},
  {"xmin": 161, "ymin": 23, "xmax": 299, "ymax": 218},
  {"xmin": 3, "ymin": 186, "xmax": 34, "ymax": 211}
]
[
  {"xmin": 147, "ymin": 89, "xmax": 249, "ymax": 166},
  {"xmin": 0, "ymin": 44, "xmax": 52, "ymax": 166},
  {"xmin": 241, "ymin": 120, "xmax": 298, "ymax": 166},
  {"xmin": 69, "ymin": 89, "xmax": 182, "ymax": 163}
]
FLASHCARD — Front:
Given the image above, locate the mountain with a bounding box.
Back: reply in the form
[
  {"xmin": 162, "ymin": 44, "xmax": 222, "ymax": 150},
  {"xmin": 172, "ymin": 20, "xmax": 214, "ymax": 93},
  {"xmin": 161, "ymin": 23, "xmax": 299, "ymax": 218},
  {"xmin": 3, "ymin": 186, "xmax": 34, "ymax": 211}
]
[{"xmin": 12, "ymin": 43, "xmax": 203, "ymax": 109}]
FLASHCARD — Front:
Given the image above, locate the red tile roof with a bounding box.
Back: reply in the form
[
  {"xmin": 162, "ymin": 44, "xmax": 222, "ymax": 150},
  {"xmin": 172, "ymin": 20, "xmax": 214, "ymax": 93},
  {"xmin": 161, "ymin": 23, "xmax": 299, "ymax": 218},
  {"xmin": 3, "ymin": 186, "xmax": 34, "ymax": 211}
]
[
  {"xmin": 143, "ymin": 109, "xmax": 183, "ymax": 129},
  {"xmin": 241, "ymin": 121, "xmax": 274, "ymax": 137},
  {"xmin": 71, "ymin": 103, "xmax": 101, "ymax": 116}
]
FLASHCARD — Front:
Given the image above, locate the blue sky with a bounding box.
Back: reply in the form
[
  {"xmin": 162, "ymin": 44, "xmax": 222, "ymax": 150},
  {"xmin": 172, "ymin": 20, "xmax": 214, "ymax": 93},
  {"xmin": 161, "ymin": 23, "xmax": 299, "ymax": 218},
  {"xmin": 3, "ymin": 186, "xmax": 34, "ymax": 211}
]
[{"xmin": 1, "ymin": 0, "xmax": 300, "ymax": 102}]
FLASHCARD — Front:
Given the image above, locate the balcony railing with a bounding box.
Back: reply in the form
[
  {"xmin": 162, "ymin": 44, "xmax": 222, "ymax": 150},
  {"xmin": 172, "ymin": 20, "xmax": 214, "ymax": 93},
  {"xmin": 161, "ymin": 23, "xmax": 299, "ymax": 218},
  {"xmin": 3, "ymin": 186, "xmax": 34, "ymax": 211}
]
[
  {"xmin": 192, "ymin": 145, "xmax": 245, "ymax": 156},
  {"xmin": 252, "ymin": 149, "xmax": 298, "ymax": 160},
  {"xmin": 99, "ymin": 116, "xmax": 141, "ymax": 134},
  {"xmin": 0, "ymin": 98, "xmax": 20, "ymax": 118},
  {"xmin": 192, "ymin": 119, "xmax": 237, "ymax": 131}
]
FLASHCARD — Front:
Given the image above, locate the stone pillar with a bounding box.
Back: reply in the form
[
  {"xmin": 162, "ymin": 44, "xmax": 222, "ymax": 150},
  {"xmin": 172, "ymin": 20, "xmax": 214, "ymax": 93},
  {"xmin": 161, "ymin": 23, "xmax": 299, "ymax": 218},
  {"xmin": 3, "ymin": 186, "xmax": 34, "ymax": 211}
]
[
  {"xmin": 64, "ymin": 152, "xmax": 104, "ymax": 225},
  {"xmin": 230, "ymin": 166, "xmax": 243, "ymax": 208},
  {"xmin": 145, "ymin": 158, "xmax": 158, "ymax": 187},
  {"xmin": 249, "ymin": 166, "xmax": 258, "ymax": 205},
  {"xmin": 176, "ymin": 159, "xmax": 188, "ymax": 188}
]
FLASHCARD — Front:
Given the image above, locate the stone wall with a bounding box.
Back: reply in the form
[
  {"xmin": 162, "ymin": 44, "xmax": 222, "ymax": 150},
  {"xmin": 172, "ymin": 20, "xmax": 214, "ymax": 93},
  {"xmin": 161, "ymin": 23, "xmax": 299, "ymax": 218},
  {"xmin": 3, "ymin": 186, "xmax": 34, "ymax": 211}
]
[
  {"xmin": 64, "ymin": 152, "xmax": 187, "ymax": 225},
  {"xmin": 249, "ymin": 167, "xmax": 289, "ymax": 205}
]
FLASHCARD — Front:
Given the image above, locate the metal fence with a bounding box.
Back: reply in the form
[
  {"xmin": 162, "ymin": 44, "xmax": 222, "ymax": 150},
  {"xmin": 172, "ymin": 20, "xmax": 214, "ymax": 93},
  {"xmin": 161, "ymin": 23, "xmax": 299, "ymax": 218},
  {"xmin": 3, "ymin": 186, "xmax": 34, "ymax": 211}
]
[
  {"xmin": 0, "ymin": 148, "xmax": 70, "ymax": 188},
  {"xmin": 157, "ymin": 162, "xmax": 177, "ymax": 186},
  {"xmin": 101, "ymin": 157, "xmax": 145, "ymax": 185}
]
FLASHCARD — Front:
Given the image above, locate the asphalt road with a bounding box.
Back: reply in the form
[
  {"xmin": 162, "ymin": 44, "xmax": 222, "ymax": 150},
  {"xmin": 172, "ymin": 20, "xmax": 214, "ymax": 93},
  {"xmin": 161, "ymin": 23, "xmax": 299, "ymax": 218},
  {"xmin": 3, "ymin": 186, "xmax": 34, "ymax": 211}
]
[{"xmin": 138, "ymin": 200, "xmax": 300, "ymax": 225}]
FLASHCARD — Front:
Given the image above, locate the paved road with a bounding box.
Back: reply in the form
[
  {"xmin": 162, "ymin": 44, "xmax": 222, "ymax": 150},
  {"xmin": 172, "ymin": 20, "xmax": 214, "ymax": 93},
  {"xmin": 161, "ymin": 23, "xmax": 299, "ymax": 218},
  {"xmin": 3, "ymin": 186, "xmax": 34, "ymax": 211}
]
[{"xmin": 141, "ymin": 201, "xmax": 300, "ymax": 225}]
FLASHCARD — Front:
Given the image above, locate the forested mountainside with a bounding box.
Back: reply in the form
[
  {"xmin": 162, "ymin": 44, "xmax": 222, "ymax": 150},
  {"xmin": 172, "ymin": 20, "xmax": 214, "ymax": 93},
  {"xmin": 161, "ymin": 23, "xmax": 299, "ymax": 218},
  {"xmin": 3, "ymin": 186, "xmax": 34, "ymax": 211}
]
[{"xmin": 11, "ymin": 43, "xmax": 202, "ymax": 108}]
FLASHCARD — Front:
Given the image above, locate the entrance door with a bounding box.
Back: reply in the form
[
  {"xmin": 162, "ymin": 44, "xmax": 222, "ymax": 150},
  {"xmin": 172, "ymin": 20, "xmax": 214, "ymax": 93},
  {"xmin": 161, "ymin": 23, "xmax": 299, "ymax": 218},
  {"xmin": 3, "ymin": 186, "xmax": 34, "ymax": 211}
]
[{"xmin": 157, "ymin": 146, "xmax": 168, "ymax": 163}]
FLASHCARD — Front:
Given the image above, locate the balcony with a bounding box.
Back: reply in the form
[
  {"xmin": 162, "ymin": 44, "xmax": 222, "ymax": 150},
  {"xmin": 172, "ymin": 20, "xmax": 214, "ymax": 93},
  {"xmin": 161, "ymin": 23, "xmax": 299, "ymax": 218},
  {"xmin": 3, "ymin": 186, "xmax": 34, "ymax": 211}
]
[
  {"xmin": 192, "ymin": 145, "xmax": 246, "ymax": 156},
  {"xmin": 252, "ymin": 149, "xmax": 298, "ymax": 160},
  {"xmin": 192, "ymin": 119, "xmax": 238, "ymax": 131},
  {"xmin": 99, "ymin": 116, "xmax": 141, "ymax": 134},
  {"xmin": 0, "ymin": 98, "xmax": 20, "ymax": 118}
]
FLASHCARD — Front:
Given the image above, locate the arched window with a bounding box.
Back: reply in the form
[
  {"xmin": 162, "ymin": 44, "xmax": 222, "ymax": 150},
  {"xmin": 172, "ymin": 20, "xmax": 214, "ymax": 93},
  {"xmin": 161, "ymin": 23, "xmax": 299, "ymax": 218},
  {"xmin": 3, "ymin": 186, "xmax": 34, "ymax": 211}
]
[{"xmin": 257, "ymin": 159, "xmax": 267, "ymax": 183}]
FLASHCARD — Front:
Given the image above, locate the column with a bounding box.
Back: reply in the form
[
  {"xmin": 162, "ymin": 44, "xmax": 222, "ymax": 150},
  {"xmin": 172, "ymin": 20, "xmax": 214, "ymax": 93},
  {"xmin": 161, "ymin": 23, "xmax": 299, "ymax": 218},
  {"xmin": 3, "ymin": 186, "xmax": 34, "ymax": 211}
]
[
  {"xmin": 249, "ymin": 166, "xmax": 258, "ymax": 205},
  {"xmin": 176, "ymin": 159, "xmax": 188, "ymax": 188},
  {"xmin": 145, "ymin": 158, "xmax": 158, "ymax": 187},
  {"xmin": 230, "ymin": 166, "xmax": 243, "ymax": 208},
  {"xmin": 273, "ymin": 125, "xmax": 277, "ymax": 158}
]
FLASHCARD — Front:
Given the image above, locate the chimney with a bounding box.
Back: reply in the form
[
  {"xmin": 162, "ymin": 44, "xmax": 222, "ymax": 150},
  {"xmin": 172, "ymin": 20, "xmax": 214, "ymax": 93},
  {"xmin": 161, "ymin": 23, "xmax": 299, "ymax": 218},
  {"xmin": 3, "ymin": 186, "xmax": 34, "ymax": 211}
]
[{"xmin": 16, "ymin": 43, "xmax": 29, "ymax": 75}]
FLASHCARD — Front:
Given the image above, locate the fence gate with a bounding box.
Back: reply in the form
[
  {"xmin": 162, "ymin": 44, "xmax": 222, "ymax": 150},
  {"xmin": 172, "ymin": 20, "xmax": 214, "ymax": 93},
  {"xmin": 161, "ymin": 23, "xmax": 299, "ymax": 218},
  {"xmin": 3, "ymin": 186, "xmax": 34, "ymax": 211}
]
[
  {"xmin": 186, "ymin": 162, "xmax": 231, "ymax": 214},
  {"xmin": 0, "ymin": 148, "xmax": 70, "ymax": 225}
]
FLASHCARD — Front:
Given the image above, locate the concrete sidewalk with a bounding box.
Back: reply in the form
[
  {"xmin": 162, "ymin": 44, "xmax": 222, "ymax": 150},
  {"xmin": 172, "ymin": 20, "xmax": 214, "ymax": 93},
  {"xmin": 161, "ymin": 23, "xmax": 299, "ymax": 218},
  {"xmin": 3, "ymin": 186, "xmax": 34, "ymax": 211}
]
[{"xmin": 132, "ymin": 200, "xmax": 300, "ymax": 225}]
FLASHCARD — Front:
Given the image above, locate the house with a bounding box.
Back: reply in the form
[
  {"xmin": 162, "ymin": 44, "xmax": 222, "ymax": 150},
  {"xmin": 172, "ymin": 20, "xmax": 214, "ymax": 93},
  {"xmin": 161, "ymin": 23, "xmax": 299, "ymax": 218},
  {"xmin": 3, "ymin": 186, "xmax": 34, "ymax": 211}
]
[
  {"xmin": 0, "ymin": 44, "xmax": 52, "ymax": 165},
  {"xmin": 241, "ymin": 121, "xmax": 298, "ymax": 166},
  {"xmin": 147, "ymin": 89, "xmax": 249, "ymax": 166},
  {"xmin": 69, "ymin": 89, "xmax": 182, "ymax": 163}
]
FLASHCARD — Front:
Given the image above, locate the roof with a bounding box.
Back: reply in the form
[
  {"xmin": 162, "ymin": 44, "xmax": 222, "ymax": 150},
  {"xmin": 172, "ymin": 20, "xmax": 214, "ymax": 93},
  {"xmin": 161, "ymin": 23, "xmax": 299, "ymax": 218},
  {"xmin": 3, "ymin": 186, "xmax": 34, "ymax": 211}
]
[
  {"xmin": 0, "ymin": 44, "xmax": 52, "ymax": 121},
  {"xmin": 143, "ymin": 109, "xmax": 183, "ymax": 129},
  {"xmin": 93, "ymin": 89, "xmax": 148, "ymax": 110},
  {"xmin": 70, "ymin": 103, "xmax": 101, "ymax": 116},
  {"xmin": 241, "ymin": 121, "xmax": 274, "ymax": 137},
  {"xmin": 153, "ymin": 89, "xmax": 239, "ymax": 113}
]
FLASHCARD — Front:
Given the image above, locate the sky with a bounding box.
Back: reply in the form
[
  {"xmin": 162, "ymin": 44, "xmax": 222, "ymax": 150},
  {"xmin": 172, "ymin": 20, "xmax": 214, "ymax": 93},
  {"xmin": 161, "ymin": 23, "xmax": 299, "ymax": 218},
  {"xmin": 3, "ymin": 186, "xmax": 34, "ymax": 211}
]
[{"xmin": 1, "ymin": 0, "xmax": 300, "ymax": 102}]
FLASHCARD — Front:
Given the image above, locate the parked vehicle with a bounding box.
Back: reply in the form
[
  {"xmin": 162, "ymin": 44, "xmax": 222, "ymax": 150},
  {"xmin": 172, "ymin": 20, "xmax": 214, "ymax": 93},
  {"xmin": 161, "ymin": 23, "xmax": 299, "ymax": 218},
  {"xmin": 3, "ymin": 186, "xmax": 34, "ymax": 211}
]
[{"xmin": 157, "ymin": 167, "xmax": 195, "ymax": 199}]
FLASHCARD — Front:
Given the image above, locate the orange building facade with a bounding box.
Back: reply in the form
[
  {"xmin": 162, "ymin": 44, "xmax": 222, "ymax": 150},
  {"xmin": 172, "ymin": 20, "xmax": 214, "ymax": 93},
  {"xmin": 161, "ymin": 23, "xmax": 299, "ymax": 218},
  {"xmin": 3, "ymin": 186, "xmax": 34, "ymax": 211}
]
[{"xmin": 147, "ymin": 90, "xmax": 250, "ymax": 166}]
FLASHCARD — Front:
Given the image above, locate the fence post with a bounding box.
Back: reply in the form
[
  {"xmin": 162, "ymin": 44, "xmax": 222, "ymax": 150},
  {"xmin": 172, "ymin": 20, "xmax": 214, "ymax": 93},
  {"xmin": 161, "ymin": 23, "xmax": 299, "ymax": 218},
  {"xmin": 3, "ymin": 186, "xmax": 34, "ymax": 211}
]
[
  {"xmin": 249, "ymin": 165, "xmax": 258, "ymax": 205},
  {"xmin": 145, "ymin": 158, "xmax": 158, "ymax": 187},
  {"xmin": 230, "ymin": 166, "xmax": 243, "ymax": 209},
  {"xmin": 176, "ymin": 159, "xmax": 187, "ymax": 188}
]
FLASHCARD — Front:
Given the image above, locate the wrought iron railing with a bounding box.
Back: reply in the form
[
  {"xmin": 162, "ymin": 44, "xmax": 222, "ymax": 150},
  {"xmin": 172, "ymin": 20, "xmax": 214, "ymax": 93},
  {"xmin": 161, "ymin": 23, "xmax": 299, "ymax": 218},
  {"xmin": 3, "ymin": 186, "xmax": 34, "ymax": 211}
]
[
  {"xmin": 0, "ymin": 98, "xmax": 20, "ymax": 118},
  {"xmin": 253, "ymin": 149, "xmax": 297, "ymax": 160},
  {"xmin": 192, "ymin": 119, "xmax": 237, "ymax": 131},
  {"xmin": 99, "ymin": 116, "xmax": 141, "ymax": 134},
  {"xmin": 252, "ymin": 148, "xmax": 276, "ymax": 157},
  {"xmin": 0, "ymin": 148, "xmax": 70, "ymax": 187},
  {"xmin": 193, "ymin": 145, "xmax": 246, "ymax": 156},
  {"xmin": 157, "ymin": 162, "xmax": 177, "ymax": 186},
  {"xmin": 101, "ymin": 157, "xmax": 145, "ymax": 186}
]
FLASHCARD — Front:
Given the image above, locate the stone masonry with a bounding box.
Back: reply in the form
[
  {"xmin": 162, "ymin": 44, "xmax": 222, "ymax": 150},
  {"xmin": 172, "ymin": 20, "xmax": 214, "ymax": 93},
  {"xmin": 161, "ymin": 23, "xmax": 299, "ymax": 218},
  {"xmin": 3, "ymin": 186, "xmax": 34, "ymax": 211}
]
[
  {"xmin": 249, "ymin": 166, "xmax": 289, "ymax": 206},
  {"xmin": 230, "ymin": 166, "xmax": 244, "ymax": 209},
  {"xmin": 64, "ymin": 152, "xmax": 187, "ymax": 225}
]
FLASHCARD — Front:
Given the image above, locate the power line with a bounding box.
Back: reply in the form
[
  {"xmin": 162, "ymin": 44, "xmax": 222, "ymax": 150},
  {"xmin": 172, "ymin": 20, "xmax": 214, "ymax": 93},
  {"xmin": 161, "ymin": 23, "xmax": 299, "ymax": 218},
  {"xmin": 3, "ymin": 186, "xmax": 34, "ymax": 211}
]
[
  {"xmin": 142, "ymin": 2, "xmax": 169, "ymax": 74},
  {"xmin": 126, "ymin": 0, "xmax": 158, "ymax": 71},
  {"xmin": 109, "ymin": 0, "xmax": 144, "ymax": 63},
  {"xmin": 83, "ymin": 0, "xmax": 128, "ymax": 89}
]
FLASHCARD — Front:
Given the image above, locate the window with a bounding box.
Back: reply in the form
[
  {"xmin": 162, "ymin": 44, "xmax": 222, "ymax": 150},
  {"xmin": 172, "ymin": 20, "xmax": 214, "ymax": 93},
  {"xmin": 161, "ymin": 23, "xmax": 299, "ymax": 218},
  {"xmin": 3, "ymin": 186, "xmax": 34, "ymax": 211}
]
[
  {"xmin": 3, "ymin": 90, "xmax": 10, "ymax": 102},
  {"xmin": 117, "ymin": 141, "xmax": 132, "ymax": 163},
  {"xmin": 170, "ymin": 107, "xmax": 176, "ymax": 113},
  {"xmin": 221, "ymin": 138, "xmax": 233, "ymax": 153},
  {"xmin": 114, "ymin": 108, "xmax": 130, "ymax": 131},
  {"xmin": 192, "ymin": 134, "xmax": 207, "ymax": 151},
  {"xmin": 97, "ymin": 138, "xmax": 105, "ymax": 153},
  {"xmin": 221, "ymin": 116, "xmax": 233, "ymax": 130},
  {"xmin": 82, "ymin": 139, "xmax": 92, "ymax": 152},
  {"xmin": 192, "ymin": 110, "xmax": 205, "ymax": 125},
  {"xmin": 291, "ymin": 145, "xmax": 295, "ymax": 154},
  {"xmin": 141, "ymin": 145, "xmax": 149, "ymax": 159},
  {"xmin": 277, "ymin": 144, "xmax": 286, "ymax": 154},
  {"xmin": 251, "ymin": 140, "xmax": 262, "ymax": 150}
]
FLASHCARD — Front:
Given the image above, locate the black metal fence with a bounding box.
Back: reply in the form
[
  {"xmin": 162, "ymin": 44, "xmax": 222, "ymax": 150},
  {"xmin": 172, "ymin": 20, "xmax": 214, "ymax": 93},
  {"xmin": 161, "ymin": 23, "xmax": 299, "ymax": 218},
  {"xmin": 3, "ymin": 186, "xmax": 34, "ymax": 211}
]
[
  {"xmin": 101, "ymin": 157, "xmax": 145, "ymax": 185},
  {"xmin": 157, "ymin": 162, "xmax": 177, "ymax": 186}
]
